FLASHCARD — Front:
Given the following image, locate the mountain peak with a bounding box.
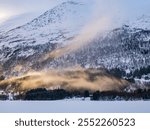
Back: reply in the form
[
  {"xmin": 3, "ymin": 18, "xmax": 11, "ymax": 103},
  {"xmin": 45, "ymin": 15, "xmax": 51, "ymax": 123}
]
[
  {"xmin": 20, "ymin": 0, "xmax": 88, "ymax": 31},
  {"xmin": 62, "ymin": 1, "xmax": 79, "ymax": 5}
]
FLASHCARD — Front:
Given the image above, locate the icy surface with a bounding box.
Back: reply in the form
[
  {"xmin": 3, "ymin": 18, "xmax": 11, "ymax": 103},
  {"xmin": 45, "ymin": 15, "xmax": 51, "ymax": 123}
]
[{"xmin": 0, "ymin": 101, "xmax": 150, "ymax": 113}]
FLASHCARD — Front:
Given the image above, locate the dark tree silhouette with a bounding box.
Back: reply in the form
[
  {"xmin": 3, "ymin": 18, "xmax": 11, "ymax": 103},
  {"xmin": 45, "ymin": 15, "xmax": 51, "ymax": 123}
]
[{"xmin": 84, "ymin": 90, "xmax": 90, "ymax": 98}]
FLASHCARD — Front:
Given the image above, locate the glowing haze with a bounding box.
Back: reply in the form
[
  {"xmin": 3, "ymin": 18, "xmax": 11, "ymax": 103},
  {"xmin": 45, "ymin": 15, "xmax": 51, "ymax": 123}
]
[{"xmin": 0, "ymin": 69, "xmax": 128, "ymax": 92}]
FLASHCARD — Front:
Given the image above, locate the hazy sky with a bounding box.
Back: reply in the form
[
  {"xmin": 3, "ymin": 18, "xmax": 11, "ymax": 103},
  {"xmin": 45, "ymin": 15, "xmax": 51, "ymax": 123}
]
[{"xmin": 0, "ymin": 0, "xmax": 150, "ymax": 24}]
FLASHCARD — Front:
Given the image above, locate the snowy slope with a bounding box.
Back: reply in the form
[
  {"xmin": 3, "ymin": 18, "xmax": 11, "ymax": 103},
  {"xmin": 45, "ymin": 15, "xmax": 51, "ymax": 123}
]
[
  {"xmin": 0, "ymin": 1, "xmax": 92, "ymax": 48},
  {"xmin": 0, "ymin": 12, "xmax": 42, "ymax": 32},
  {"xmin": 50, "ymin": 25, "xmax": 150, "ymax": 70},
  {"xmin": 0, "ymin": 1, "xmax": 93, "ymax": 70},
  {"xmin": 127, "ymin": 15, "xmax": 150, "ymax": 30}
]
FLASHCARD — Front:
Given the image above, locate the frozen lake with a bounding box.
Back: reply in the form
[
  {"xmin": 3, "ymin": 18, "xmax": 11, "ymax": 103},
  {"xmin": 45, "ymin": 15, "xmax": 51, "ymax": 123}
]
[{"xmin": 0, "ymin": 101, "xmax": 150, "ymax": 113}]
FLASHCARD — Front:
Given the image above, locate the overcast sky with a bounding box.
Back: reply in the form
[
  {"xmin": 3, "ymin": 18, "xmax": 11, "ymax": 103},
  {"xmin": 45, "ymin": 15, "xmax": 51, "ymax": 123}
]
[{"xmin": 0, "ymin": 0, "xmax": 150, "ymax": 24}]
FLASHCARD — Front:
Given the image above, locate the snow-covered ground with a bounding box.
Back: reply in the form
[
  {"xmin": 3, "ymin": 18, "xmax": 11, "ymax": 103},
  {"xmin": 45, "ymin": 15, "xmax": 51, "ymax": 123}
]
[{"xmin": 0, "ymin": 101, "xmax": 150, "ymax": 113}]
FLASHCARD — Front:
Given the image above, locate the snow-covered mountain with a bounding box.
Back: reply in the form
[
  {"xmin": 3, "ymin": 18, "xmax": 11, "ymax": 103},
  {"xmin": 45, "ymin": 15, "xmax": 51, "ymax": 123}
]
[
  {"xmin": 51, "ymin": 25, "xmax": 150, "ymax": 68},
  {"xmin": 0, "ymin": 1, "xmax": 92, "ymax": 72},
  {"xmin": 0, "ymin": 1, "xmax": 92, "ymax": 47},
  {"xmin": 0, "ymin": 0, "xmax": 150, "ymax": 83}
]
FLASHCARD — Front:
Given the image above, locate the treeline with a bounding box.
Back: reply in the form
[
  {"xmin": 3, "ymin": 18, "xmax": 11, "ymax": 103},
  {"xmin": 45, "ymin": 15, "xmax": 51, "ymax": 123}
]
[
  {"xmin": 23, "ymin": 88, "xmax": 90, "ymax": 100},
  {"xmin": 132, "ymin": 65, "xmax": 150, "ymax": 79},
  {"xmin": 0, "ymin": 94, "xmax": 7, "ymax": 100},
  {"xmin": 1, "ymin": 88, "xmax": 150, "ymax": 101},
  {"xmin": 108, "ymin": 66, "xmax": 150, "ymax": 82},
  {"xmin": 91, "ymin": 89, "xmax": 150, "ymax": 101},
  {"xmin": 21, "ymin": 88, "xmax": 150, "ymax": 101}
]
